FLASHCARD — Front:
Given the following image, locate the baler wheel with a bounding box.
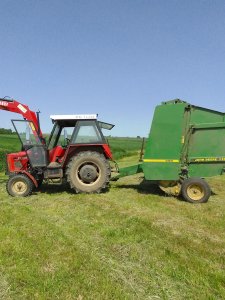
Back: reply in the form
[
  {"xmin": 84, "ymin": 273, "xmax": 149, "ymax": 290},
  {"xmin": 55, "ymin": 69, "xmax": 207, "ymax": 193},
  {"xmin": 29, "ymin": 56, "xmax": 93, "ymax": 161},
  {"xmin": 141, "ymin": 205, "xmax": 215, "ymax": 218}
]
[
  {"xmin": 181, "ymin": 178, "xmax": 211, "ymax": 203},
  {"xmin": 66, "ymin": 151, "xmax": 111, "ymax": 193},
  {"xmin": 159, "ymin": 180, "xmax": 181, "ymax": 196},
  {"xmin": 6, "ymin": 174, "xmax": 34, "ymax": 197}
]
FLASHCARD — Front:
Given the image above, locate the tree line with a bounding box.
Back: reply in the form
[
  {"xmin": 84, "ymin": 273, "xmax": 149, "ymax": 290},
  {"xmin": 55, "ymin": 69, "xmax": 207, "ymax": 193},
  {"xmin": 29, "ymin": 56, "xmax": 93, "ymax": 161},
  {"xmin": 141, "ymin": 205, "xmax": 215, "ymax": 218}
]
[{"xmin": 0, "ymin": 128, "xmax": 15, "ymax": 134}]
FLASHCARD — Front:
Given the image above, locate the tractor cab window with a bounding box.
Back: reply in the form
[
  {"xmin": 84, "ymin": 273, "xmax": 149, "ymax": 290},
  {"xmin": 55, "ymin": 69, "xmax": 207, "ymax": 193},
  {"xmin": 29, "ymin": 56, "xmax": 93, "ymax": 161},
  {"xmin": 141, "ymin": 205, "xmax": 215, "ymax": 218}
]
[
  {"xmin": 71, "ymin": 121, "xmax": 104, "ymax": 144},
  {"xmin": 58, "ymin": 127, "xmax": 74, "ymax": 147},
  {"xmin": 12, "ymin": 120, "xmax": 42, "ymax": 147},
  {"xmin": 48, "ymin": 124, "xmax": 61, "ymax": 150},
  {"xmin": 48, "ymin": 123, "xmax": 74, "ymax": 149}
]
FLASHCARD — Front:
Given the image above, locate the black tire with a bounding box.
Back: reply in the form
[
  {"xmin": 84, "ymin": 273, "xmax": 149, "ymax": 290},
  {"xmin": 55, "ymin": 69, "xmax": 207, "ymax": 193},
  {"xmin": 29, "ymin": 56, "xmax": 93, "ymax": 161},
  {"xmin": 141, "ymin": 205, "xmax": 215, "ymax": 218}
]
[
  {"xmin": 66, "ymin": 151, "xmax": 111, "ymax": 193},
  {"xmin": 6, "ymin": 174, "xmax": 34, "ymax": 197},
  {"xmin": 181, "ymin": 178, "xmax": 211, "ymax": 203}
]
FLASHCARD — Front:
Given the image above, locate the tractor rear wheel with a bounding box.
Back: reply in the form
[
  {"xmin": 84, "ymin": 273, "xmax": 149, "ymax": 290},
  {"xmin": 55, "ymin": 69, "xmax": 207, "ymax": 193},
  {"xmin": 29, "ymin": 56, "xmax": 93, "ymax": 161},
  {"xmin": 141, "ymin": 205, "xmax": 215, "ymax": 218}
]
[
  {"xmin": 66, "ymin": 151, "xmax": 111, "ymax": 193},
  {"xmin": 6, "ymin": 174, "xmax": 34, "ymax": 197},
  {"xmin": 181, "ymin": 178, "xmax": 211, "ymax": 203}
]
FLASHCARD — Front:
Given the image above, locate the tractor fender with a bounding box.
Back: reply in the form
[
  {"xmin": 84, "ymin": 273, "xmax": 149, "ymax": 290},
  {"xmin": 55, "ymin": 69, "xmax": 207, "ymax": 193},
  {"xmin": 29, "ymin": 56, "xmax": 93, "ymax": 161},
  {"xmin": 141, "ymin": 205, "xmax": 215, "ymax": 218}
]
[{"xmin": 62, "ymin": 145, "xmax": 111, "ymax": 168}]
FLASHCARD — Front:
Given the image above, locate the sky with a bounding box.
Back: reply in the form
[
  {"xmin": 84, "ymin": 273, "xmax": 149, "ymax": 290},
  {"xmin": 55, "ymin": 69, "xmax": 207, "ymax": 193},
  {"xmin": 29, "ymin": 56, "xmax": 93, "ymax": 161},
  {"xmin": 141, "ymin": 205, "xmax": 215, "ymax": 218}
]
[{"xmin": 0, "ymin": 0, "xmax": 225, "ymax": 137}]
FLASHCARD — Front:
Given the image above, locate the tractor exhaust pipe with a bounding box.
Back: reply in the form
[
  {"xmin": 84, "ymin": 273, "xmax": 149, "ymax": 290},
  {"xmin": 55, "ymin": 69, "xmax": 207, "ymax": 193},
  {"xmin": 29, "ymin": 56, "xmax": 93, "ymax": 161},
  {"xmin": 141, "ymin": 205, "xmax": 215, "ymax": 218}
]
[{"xmin": 36, "ymin": 110, "xmax": 41, "ymax": 136}]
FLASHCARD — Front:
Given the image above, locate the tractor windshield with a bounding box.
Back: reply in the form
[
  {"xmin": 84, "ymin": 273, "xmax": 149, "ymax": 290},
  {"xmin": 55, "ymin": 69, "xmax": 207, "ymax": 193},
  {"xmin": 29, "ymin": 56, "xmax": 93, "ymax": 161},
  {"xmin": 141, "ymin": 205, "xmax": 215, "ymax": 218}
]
[
  {"xmin": 12, "ymin": 120, "xmax": 42, "ymax": 147},
  {"xmin": 12, "ymin": 120, "xmax": 47, "ymax": 168}
]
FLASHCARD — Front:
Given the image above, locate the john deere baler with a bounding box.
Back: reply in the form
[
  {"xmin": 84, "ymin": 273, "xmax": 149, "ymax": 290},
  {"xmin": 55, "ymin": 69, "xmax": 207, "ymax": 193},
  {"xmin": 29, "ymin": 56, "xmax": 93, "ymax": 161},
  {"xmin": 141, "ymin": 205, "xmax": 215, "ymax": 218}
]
[{"xmin": 116, "ymin": 99, "xmax": 225, "ymax": 203}]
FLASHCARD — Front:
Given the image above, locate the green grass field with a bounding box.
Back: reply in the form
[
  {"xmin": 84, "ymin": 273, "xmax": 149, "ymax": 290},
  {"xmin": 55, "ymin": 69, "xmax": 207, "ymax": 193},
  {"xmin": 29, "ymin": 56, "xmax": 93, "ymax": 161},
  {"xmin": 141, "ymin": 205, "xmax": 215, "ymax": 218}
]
[
  {"xmin": 0, "ymin": 134, "xmax": 144, "ymax": 167},
  {"xmin": 0, "ymin": 134, "xmax": 225, "ymax": 299},
  {"xmin": 0, "ymin": 134, "xmax": 20, "ymax": 170},
  {"xmin": 107, "ymin": 137, "xmax": 145, "ymax": 160}
]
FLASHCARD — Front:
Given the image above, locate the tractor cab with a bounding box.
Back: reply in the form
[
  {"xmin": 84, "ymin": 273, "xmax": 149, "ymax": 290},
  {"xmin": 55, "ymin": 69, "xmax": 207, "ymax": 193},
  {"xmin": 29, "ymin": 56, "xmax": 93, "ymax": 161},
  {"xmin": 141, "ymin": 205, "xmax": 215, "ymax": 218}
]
[{"xmin": 47, "ymin": 114, "xmax": 114, "ymax": 165}]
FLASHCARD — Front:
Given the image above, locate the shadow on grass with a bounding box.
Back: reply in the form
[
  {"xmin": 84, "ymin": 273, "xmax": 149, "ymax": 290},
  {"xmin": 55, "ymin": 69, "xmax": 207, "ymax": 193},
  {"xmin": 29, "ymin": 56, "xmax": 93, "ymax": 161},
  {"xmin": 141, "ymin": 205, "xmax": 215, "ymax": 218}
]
[
  {"xmin": 210, "ymin": 190, "xmax": 217, "ymax": 196},
  {"xmin": 36, "ymin": 182, "xmax": 74, "ymax": 195},
  {"xmin": 36, "ymin": 183, "xmax": 110, "ymax": 195},
  {"xmin": 115, "ymin": 180, "xmax": 165, "ymax": 196}
]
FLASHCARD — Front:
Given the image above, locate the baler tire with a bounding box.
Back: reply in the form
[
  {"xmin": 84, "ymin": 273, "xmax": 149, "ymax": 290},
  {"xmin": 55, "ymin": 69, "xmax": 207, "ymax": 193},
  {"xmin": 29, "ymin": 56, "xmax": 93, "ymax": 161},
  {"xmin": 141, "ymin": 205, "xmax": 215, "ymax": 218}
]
[
  {"xmin": 66, "ymin": 151, "xmax": 111, "ymax": 194},
  {"xmin": 6, "ymin": 174, "xmax": 34, "ymax": 197},
  {"xmin": 181, "ymin": 178, "xmax": 211, "ymax": 203}
]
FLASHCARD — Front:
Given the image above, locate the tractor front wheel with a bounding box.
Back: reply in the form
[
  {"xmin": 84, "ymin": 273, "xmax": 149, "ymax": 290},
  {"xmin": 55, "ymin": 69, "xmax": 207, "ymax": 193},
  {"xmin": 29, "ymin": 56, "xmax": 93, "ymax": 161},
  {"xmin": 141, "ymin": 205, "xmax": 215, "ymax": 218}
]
[
  {"xmin": 6, "ymin": 174, "xmax": 34, "ymax": 197},
  {"xmin": 181, "ymin": 178, "xmax": 211, "ymax": 203},
  {"xmin": 66, "ymin": 151, "xmax": 111, "ymax": 193}
]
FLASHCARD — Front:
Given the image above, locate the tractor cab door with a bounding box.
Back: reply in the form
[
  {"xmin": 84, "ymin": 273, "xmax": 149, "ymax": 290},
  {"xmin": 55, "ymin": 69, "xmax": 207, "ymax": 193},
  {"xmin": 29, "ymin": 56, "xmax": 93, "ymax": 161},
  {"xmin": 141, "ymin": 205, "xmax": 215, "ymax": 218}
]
[{"xmin": 12, "ymin": 120, "xmax": 48, "ymax": 168}]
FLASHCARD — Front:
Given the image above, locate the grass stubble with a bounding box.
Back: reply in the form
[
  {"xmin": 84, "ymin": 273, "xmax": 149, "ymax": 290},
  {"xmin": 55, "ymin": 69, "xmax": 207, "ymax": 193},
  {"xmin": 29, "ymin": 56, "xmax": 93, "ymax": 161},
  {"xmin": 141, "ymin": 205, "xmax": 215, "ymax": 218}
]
[
  {"xmin": 0, "ymin": 171, "xmax": 225, "ymax": 299},
  {"xmin": 0, "ymin": 135, "xmax": 224, "ymax": 299}
]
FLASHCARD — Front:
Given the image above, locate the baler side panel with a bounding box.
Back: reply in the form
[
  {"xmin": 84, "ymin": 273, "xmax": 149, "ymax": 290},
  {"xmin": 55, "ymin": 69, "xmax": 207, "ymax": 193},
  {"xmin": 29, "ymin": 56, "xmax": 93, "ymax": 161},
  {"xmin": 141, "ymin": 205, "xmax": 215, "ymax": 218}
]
[
  {"xmin": 143, "ymin": 103, "xmax": 186, "ymax": 180},
  {"xmin": 187, "ymin": 126, "xmax": 225, "ymax": 177},
  {"xmin": 190, "ymin": 106, "xmax": 224, "ymax": 124},
  {"xmin": 186, "ymin": 106, "xmax": 225, "ymax": 178}
]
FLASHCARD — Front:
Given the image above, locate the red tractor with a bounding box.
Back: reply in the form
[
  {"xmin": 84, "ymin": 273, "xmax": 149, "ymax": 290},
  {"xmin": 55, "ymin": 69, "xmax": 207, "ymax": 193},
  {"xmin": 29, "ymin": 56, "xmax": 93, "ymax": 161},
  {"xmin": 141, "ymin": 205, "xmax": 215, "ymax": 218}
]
[{"xmin": 0, "ymin": 98, "xmax": 114, "ymax": 197}]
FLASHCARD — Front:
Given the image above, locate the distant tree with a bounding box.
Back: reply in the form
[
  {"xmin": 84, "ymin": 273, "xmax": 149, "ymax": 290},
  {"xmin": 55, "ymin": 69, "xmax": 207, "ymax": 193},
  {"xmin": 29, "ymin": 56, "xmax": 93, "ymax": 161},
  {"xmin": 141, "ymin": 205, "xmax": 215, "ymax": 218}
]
[{"xmin": 0, "ymin": 128, "xmax": 14, "ymax": 134}]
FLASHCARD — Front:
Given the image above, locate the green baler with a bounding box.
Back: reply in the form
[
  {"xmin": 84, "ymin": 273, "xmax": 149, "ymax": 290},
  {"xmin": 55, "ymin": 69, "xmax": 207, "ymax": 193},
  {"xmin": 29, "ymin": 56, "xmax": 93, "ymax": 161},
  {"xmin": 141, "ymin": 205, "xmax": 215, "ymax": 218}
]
[{"xmin": 115, "ymin": 99, "xmax": 225, "ymax": 203}]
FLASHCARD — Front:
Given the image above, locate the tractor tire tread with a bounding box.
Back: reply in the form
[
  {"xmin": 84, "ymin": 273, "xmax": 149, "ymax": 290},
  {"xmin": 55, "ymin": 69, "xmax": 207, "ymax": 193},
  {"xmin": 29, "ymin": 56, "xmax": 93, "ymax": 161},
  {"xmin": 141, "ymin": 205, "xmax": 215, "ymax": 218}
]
[{"xmin": 66, "ymin": 151, "xmax": 111, "ymax": 194}]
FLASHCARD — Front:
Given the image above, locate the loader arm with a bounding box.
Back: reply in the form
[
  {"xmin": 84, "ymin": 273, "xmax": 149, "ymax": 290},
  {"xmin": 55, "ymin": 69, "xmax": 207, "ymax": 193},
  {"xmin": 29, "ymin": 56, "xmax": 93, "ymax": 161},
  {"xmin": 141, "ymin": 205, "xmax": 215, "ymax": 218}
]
[{"xmin": 0, "ymin": 98, "xmax": 44, "ymax": 142}]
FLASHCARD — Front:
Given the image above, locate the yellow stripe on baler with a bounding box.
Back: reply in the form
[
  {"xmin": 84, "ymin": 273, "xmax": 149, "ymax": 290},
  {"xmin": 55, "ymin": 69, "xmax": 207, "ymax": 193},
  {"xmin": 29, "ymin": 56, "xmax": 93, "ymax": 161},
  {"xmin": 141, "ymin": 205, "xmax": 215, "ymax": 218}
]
[{"xmin": 143, "ymin": 159, "xmax": 179, "ymax": 163}]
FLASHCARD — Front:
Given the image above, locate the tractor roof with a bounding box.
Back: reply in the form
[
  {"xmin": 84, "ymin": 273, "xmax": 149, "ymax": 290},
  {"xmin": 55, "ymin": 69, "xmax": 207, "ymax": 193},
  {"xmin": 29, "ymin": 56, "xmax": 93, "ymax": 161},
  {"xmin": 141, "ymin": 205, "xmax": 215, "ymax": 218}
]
[
  {"xmin": 50, "ymin": 114, "xmax": 97, "ymax": 121},
  {"xmin": 50, "ymin": 114, "xmax": 114, "ymax": 130}
]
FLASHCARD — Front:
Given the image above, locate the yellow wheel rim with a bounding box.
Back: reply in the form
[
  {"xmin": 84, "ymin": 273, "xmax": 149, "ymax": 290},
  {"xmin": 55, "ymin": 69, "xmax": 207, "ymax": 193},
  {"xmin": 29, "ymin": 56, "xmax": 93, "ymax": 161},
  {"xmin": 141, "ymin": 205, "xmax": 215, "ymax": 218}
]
[
  {"xmin": 187, "ymin": 184, "xmax": 204, "ymax": 201},
  {"xmin": 12, "ymin": 181, "xmax": 28, "ymax": 195},
  {"xmin": 159, "ymin": 181, "xmax": 181, "ymax": 196}
]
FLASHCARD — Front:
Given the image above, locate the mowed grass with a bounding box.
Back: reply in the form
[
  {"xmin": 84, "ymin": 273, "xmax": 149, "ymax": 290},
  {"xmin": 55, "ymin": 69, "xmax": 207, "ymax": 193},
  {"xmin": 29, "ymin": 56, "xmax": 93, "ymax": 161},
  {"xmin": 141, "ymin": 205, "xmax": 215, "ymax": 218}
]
[{"xmin": 0, "ymin": 135, "xmax": 225, "ymax": 299}]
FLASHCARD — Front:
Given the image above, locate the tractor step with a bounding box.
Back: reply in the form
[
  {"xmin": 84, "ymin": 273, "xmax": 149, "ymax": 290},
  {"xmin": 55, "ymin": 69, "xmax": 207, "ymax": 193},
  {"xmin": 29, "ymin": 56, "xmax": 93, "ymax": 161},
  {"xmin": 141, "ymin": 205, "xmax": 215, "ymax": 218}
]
[
  {"xmin": 46, "ymin": 178, "xmax": 63, "ymax": 185},
  {"xmin": 44, "ymin": 162, "xmax": 63, "ymax": 180}
]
